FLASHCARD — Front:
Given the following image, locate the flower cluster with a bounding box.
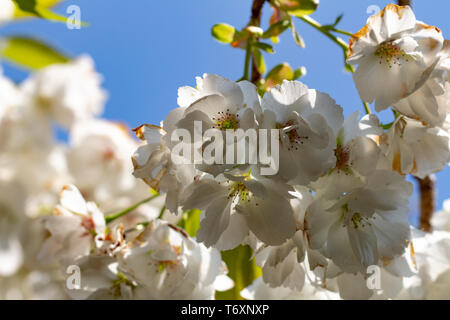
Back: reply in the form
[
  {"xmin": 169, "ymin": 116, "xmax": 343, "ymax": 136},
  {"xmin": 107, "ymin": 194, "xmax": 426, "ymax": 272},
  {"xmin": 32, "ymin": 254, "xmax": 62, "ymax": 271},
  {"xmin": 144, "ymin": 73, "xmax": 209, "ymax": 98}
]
[
  {"xmin": 1, "ymin": 3, "xmax": 450, "ymax": 300},
  {"xmin": 131, "ymin": 4, "xmax": 450, "ymax": 299},
  {"xmin": 0, "ymin": 57, "xmax": 232, "ymax": 299},
  {"xmin": 348, "ymin": 4, "xmax": 450, "ymax": 178}
]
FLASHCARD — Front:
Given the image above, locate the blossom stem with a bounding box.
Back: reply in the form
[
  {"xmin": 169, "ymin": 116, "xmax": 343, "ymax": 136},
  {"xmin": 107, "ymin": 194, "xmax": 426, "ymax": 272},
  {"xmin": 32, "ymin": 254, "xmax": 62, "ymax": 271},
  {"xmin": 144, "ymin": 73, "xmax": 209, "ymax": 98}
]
[
  {"xmin": 243, "ymin": 41, "xmax": 252, "ymax": 81},
  {"xmin": 158, "ymin": 205, "xmax": 166, "ymax": 220},
  {"xmin": 331, "ymin": 28, "xmax": 354, "ymax": 37},
  {"xmin": 298, "ymin": 15, "xmax": 372, "ymax": 114},
  {"xmin": 105, "ymin": 194, "xmax": 159, "ymax": 224},
  {"xmin": 298, "ymin": 15, "xmax": 348, "ymax": 51}
]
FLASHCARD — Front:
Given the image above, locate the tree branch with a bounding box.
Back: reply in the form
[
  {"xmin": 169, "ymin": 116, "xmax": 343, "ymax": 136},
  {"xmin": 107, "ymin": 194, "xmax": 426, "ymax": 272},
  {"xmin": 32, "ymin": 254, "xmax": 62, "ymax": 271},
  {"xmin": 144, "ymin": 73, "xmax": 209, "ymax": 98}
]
[
  {"xmin": 398, "ymin": 0, "xmax": 412, "ymax": 6},
  {"xmin": 416, "ymin": 175, "xmax": 436, "ymax": 232},
  {"xmin": 249, "ymin": 0, "xmax": 266, "ymax": 84}
]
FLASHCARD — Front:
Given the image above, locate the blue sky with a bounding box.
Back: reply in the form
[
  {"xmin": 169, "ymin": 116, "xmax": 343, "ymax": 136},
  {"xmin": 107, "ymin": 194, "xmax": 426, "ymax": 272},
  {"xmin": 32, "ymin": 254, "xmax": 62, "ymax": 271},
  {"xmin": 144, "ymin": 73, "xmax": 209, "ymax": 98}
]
[{"xmin": 1, "ymin": 0, "xmax": 449, "ymax": 222}]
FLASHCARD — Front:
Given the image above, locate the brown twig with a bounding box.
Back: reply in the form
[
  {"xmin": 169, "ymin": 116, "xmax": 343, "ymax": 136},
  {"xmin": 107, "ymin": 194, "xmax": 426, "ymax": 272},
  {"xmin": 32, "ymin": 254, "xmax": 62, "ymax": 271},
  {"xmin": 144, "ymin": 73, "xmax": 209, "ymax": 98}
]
[
  {"xmin": 249, "ymin": 0, "xmax": 266, "ymax": 84},
  {"xmin": 397, "ymin": 0, "xmax": 412, "ymax": 6},
  {"xmin": 416, "ymin": 175, "xmax": 436, "ymax": 232}
]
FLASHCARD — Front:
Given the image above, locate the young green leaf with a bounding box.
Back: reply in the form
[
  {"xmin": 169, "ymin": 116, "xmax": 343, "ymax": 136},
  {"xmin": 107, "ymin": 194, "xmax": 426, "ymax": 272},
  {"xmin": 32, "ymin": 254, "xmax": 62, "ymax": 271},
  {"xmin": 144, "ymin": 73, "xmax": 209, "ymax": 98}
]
[
  {"xmin": 279, "ymin": 0, "xmax": 319, "ymax": 18},
  {"xmin": 1, "ymin": 36, "xmax": 69, "ymax": 70},
  {"xmin": 13, "ymin": 0, "xmax": 60, "ymax": 18},
  {"xmin": 293, "ymin": 66, "xmax": 307, "ymax": 79},
  {"xmin": 253, "ymin": 42, "xmax": 274, "ymax": 54},
  {"xmin": 322, "ymin": 13, "xmax": 344, "ymax": 31},
  {"xmin": 252, "ymin": 47, "xmax": 266, "ymax": 74},
  {"xmin": 177, "ymin": 209, "xmax": 201, "ymax": 237},
  {"xmin": 262, "ymin": 19, "xmax": 290, "ymax": 39},
  {"xmin": 12, "ymin": 0, "xmax": 87, "ymax": 25},
  {"xmin": 265, "ymin": 63, "xmax": 294, "ymax": 89},
  {"xmin": 215, "ymin": 245, "xmax": 262, "ymax": 300},
  {"xmin": 290, "ymin": 20, "xmax": 305, "ymax": 48},
  {"xmin": 211, "ymin": 23, "xmax": 236, "ymax": 44}
]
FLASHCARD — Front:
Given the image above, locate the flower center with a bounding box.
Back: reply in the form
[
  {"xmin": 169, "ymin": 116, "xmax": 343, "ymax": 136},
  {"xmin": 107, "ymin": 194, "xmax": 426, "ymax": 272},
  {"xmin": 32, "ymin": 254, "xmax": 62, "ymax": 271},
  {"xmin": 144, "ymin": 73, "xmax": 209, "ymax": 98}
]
[
  {"xmin": 227, "ymin": 182, "xmax": 250, "ymax": 202},
  {"xmin": 212, "ymin": 109, "xmax": 239, "ymax": 130},
  {"xmin": 374, "ymin": 40, "xmax": 409, "ymax": 67},
  {"xmin": 334, "ymin": 145, "xmax": 351, "ymax": 171},
  {"xmin": 350, "ymin": 212, "xmax": 372, "ymax": 229},
  {"xmin": 81, "ymin": 217, "xmax": 96, "ymax": 236},
  {"xmin": 276, "ymin": 120, "xmax": 308, "ymax": 151}
]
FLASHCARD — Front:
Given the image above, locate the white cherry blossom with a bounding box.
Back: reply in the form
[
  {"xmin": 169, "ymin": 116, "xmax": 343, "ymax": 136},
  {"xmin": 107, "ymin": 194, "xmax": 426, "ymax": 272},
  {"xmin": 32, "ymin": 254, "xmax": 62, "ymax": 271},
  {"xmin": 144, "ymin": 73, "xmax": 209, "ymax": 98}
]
[
  {"xmin": 118, "ymin": 220, "xmax": 231, "ymax": 299},
  {"xmin": 259, "ymin": 80, "xmax": 343, "ymax": 185},
  {"xmin": 305, "ymin": 169, "xmax": 413, "ymax": 273},
  {"xmin": 380, "ymin": 116, "xmax": 450, "ymax": 178},
  {"xmin": 39, "ymin": 185, "xmax": 107, "ymax": 266},
  {"xmin": 393, "ymin": 41, "xmax": 450, "ymax": 128},
  {"xmin": 348, "ymin": 4, "xmax": 444, "ymax": 111},
  {"xmin": 182, "ymin": 174, "xmax": 297, "ymax": 247},
  {"xmin": 21, "ymin": 56, "xmax": 107, "ymax": 128}
]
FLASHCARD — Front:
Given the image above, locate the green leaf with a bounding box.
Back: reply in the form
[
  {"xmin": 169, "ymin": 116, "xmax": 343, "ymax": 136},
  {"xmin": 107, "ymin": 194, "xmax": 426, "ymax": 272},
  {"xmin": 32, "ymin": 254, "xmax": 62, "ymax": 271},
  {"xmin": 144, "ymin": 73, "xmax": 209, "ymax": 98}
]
[
  {"xmin": 211, "ymin": 23, "xmax": 236, "ymax": 44},
  {"xmin": 263, "ymin": 63, "xmax": 306, "ymax": 91},
  {"xmin": 322, "ymin": 13, "xmax": 344, "ymax": 32},
  {"xmin": 252, "ymin": 47, "xmax": 265, "ymax": 74},
  {"xmin": 381, "ymin": 121, "xmax": 394, "ymax": 130},
  {"xmin": 215, "ymin": 245, "xmax": 262, "ymax": 300},
  {"xmin": 262, "ymin": 19, "xmax": 290, "ymax": 39},
  {"xmin": 177, "ymin": 209, "xmax": 201, "ymax": 237},
  {"xmin": 12, "ymin": 0, "xmax": 88, "ymax": 25},
  {"xmin": 279, "ymin": 0, "xmax": 319, "ymax": 17},
  {"xmin": 1, "ymin": 36, "xmax": 69, "ymax": 70},
  {"xmin": 265, "ymin": 63, "xmax": 294, "ymax": 89},
  {"xmin": 253, "ymin": 42, "xmax": 274, "ymax": 54},
  {"xmin": 293, "ymin": 66, "xmax": 307, "ymax": 79},
  {"xmin": 14, "ymin": 0, "xmax": 58, "ymax": 17},
  {"xmin": 290, "ymin": 20, "xmax": 305, "ymax": 48}
]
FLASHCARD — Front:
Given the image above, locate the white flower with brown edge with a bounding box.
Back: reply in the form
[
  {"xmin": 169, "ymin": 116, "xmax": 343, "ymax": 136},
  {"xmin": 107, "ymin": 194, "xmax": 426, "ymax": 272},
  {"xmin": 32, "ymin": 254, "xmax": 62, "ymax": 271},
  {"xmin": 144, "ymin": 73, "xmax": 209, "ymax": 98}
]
[
  {"xmin": 132, "ymin": 123, "xmax": 196, "ymax": 214},
  {"xmin": 394, "ymin": 41, "xmax": 450, "ymax": 128},
  {"xmin": 380, "ymin": 116, "xmax": 450, "ymax": 178},
  {"xmin": 347, "ymin": 4, "xmax": 444, "ymax": 111}
]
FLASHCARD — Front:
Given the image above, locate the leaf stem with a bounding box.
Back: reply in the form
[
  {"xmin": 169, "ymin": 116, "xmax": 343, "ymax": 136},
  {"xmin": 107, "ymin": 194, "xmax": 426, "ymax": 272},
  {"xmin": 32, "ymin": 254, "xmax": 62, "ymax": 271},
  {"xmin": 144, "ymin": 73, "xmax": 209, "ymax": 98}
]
[
  {"xmin": 158, "ymin": 205, "xmax": 166, "ymax": 220},
  {"xmin": 331, "ymin": 28, "xmax": 354, "ymax": 37},
  {"xmin": 105, "ymin": 194, "xmax": 159, "ymax": 224},
  {"xmin": 298, "ymin": 15, "xmax": 372, "ymax": 114},
  {"xmin": 298, "ymin": 15, "xmax": 348, "ymax": 51}
]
